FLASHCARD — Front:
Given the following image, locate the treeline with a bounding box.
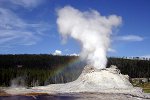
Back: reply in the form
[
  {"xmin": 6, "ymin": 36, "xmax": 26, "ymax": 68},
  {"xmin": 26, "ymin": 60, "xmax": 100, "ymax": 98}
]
[
  {"xmin": 107, "ymin": 57, "xmax": 150, "ymax": 78},
  {"xmin": 0, "ymin": 54, "xmax": 85, "ymax": 87},
  {"xmin": 0, "ymin": 54, "xmax": 149, "ymax": 87}
]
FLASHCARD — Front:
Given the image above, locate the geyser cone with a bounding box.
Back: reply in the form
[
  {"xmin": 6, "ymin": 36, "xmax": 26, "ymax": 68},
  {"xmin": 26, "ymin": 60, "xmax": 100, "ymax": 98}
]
[
  {"xmin": 31, "ymin": 65, "xmax": 136, "ymax": 93},
  {"xmin": 77, "ymin": 65, "xmax": 133, "ymax": 89}
]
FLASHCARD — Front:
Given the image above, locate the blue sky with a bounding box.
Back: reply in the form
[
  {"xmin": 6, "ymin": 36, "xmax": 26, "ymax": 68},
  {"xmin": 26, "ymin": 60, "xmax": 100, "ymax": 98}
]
[{"xmin": 0, "ymin": 0, "xmax": 150, "ymax": 57}]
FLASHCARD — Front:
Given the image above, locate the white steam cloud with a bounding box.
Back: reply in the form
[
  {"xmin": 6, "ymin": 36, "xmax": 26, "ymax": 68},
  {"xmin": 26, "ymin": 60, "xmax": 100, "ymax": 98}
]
[{"xmin": 57, "ymin": 6, "xmax": 122, "ymax": 69}]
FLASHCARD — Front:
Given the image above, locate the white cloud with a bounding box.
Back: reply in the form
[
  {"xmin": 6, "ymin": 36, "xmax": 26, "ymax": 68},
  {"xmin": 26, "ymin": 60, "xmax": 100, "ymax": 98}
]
[
  {"xmin": 53, "ymin": 50, "xmax": 62, "ymax": 55},
  {"xmin": 141, "ymin": 55, "xmax": 150, "ymax": 58},
  {"xmin": 0, "ymin": 8, "xmax": 26, "ymax": 29},
  {"xmin": 10, "ymin": 0, "xmax": 43, "ymax": 8},
  {"xmin": 116, "ymin": 35, "xmax": 143, "ymax": 42},
  {"xmin": 108, "ymin": 48, "xmax": 116, "ymax": 53},
  {"xmin": 70, "ymin": 53, "xmax": 79, "ymax": 56},
  {"xmin": 0, "ymin": 7, "xmax": 50, "ymax": 46}
]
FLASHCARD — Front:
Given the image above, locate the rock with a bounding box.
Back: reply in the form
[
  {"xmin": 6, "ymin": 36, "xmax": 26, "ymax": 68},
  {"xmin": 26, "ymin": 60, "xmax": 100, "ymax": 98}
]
[
  {"xmin": 82, "ymin": 65, "xmax": 98, "ymax": 73},
  {"xmin": 76, "ymin": 65, "xmax": 133, "ymax": 90}
]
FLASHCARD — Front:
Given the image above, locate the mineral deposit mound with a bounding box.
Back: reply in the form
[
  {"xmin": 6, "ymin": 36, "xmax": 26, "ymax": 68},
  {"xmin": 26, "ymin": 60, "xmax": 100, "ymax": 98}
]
[{"xmin": 31, "ymin": 65, "xmax": 140, "ymax": 94}]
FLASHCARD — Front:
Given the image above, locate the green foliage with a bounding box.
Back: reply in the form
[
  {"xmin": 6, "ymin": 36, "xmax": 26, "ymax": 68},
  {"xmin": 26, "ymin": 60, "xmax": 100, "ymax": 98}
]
[
  {"xmin": 143, "ymin": 89, "xmax": 150, "ymax": 93},
  {"xmin": 0, "ymin": 54, "xmax": 84, "ymax": 87},
  {"xmin": 0, "ymin": 54, "xmax": 149, "ymax": 87},
  {"xmin": 107, "ymin": 57, "xmax": 150, "ymax": 78},
  {"xmin": 131, "ymin": 81, "xmax": 150, "ymax": 93}
]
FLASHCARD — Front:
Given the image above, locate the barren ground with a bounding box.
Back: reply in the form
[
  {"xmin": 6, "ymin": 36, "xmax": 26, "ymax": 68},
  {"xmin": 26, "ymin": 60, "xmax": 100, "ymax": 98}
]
[{"xmin": 0, "ymin": 92, "xmax": 150, "ymax": 100}]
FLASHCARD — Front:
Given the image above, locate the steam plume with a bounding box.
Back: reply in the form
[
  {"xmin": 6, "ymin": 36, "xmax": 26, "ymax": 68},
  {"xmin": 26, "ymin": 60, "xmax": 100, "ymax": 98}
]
[{"xmin": 57, "ymin": 6, "xmax": 122, "ymax": 69}]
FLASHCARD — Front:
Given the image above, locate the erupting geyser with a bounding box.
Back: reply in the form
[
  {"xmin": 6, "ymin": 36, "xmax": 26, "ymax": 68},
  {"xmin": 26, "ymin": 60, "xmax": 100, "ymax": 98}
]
[
  {"xmin": 4, "ymin": 6, "xmax": 150, "ymax": 99},
  {"xmin": 57, "ymin": 6, "xmax": 122, "ymax": 69}
]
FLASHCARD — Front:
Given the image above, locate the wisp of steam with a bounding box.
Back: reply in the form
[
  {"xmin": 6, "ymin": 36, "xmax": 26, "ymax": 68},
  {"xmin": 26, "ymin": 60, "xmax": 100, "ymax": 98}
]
[{"xmin": 57, "ymin": 6, "xmax": 122, "ymax": 69}]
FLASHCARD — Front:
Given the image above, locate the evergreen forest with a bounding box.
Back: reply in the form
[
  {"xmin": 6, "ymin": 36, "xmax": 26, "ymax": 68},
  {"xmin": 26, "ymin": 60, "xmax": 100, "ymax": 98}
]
[{"xmin": 0, "ymin": 54, "xmax": 149, "ymax": 87}]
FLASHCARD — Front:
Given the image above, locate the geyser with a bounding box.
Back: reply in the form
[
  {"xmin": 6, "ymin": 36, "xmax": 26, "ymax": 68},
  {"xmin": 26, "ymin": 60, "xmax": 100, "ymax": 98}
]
[
  {"xmin": 3, "ymin": 6, "xmax": 149, "ymax": 99},
  {"xmin": 57, "ymin": 6, "xmax": 122, "ymax": 69}
]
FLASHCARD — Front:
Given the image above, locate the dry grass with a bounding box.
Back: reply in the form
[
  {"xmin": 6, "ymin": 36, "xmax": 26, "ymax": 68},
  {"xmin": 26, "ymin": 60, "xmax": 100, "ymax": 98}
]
[
  {"xmin": 142, "ymin": 83, "xmax": 150, "ymax": 93},
  {"xmin": 23, "ymin": 92, "xmax": 49, "ymax": 96},
  {"xmin": 0, "ymin": 91, "xmax": 49, "ymax": 96},
  {"xmin": 0, "ymin": 90, "xmax": 10, "ymax": 96},
  {"xmin": 132, "ymin": 82, "xmax": 150, "ymax": 93}
]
